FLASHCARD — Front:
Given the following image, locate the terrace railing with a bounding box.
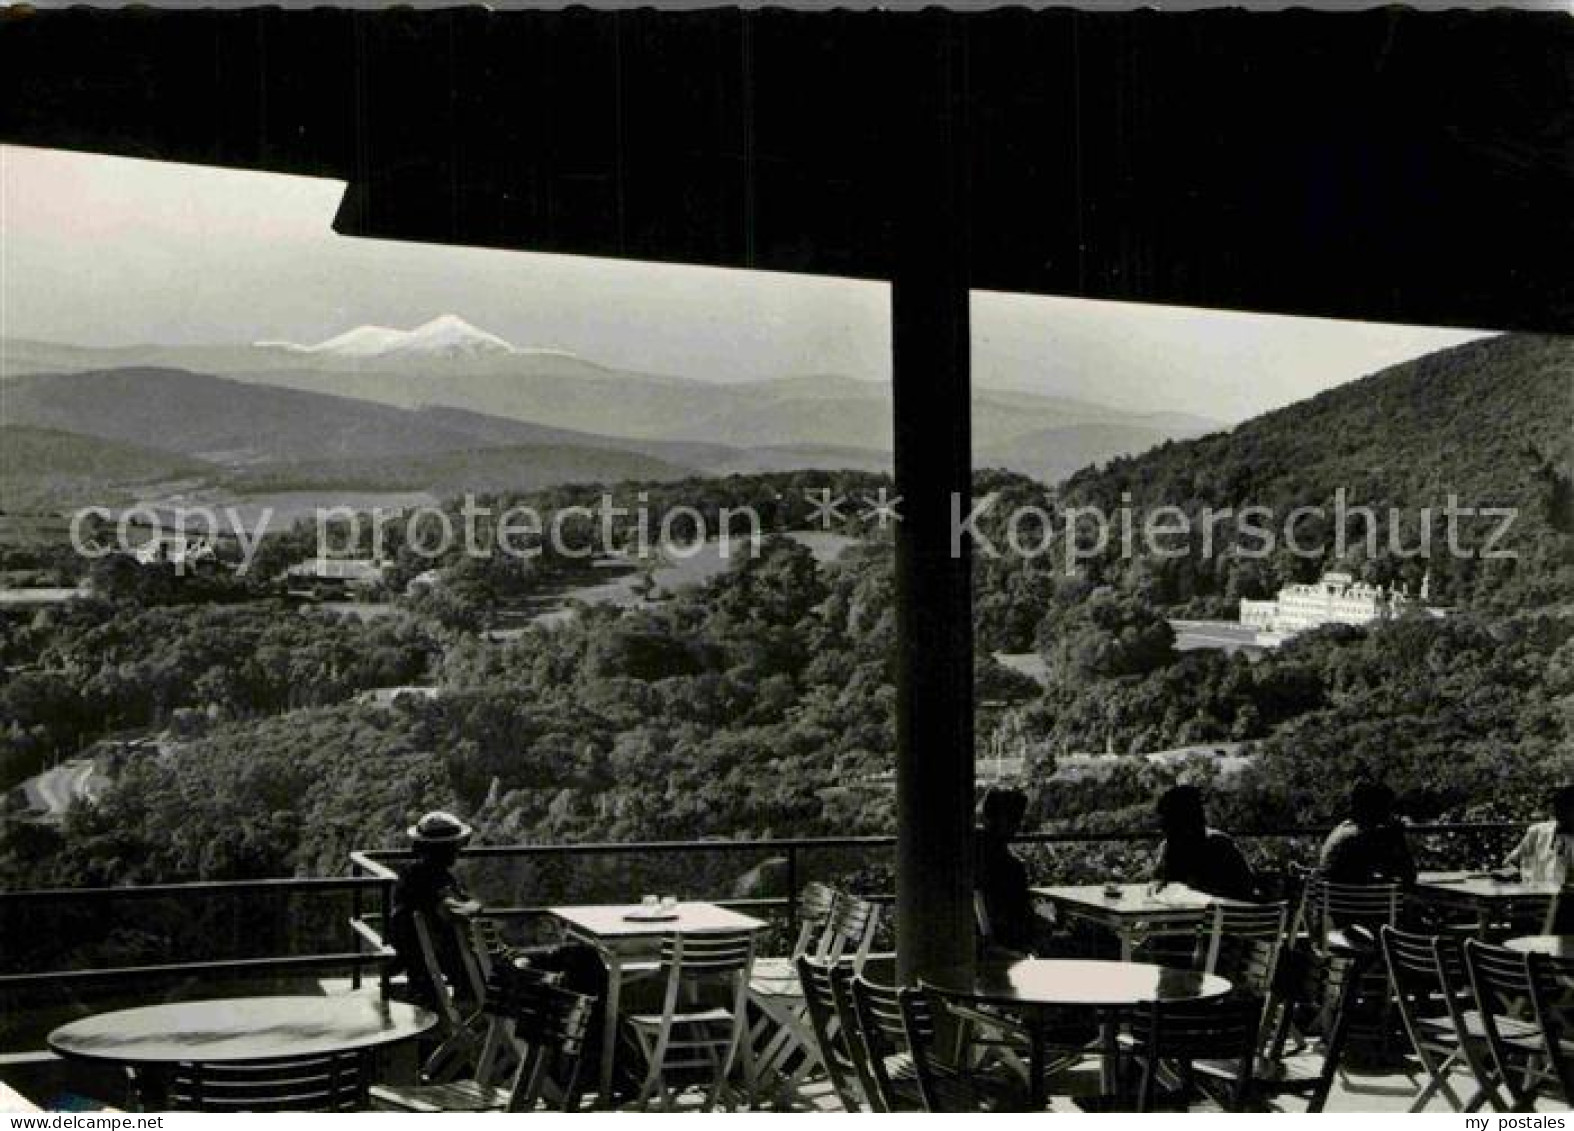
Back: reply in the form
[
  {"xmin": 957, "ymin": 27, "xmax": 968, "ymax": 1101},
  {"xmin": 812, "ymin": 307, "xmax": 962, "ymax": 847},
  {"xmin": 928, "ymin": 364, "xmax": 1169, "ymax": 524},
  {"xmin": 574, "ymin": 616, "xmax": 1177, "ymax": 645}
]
[
  {"xmin": 0, "ymin": 875, "xmax": 392, "ymax": 1064},
  {"xmin": 344, "ymin": 821, "xmax": 1522, "ymax": 964},
  {"xmin": 0, "ymin": 821, "xmax": 1522, "ymax": 1063}
]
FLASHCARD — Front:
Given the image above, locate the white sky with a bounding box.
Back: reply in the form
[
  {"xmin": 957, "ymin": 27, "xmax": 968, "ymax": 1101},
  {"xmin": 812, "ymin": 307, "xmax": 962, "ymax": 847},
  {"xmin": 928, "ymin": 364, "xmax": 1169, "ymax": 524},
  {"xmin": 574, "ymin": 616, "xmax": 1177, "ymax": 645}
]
[{"xmin": 0, "ymin": 144, "xmax": 1491, "ymax": 421}]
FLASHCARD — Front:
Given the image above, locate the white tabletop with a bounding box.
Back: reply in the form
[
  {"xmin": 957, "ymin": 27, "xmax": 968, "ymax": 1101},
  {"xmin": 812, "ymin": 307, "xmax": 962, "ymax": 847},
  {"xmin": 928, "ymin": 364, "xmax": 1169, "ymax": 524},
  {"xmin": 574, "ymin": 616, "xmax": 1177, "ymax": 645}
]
[
  {"xmin": 1034, "ymin": 882, "xmax": 1244, "ymax": 917},
  {"xmin": 49, "ymin": 993, "xmax": 435, "ymax": 1066},
  {"xmin": 549, "ymin": 901, "xmax": 767, "ymax": 939},
  {"xmin": 1415, "ymin": 872, "xmax": 1563, "ymax": 903}
]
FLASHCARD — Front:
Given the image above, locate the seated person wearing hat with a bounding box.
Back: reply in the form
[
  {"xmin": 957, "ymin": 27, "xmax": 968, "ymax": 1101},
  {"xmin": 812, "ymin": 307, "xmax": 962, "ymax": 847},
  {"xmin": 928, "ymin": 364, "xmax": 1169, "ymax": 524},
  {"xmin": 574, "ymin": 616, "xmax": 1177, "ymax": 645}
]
[{"xmin": 389, "ymin": 810, "xmax": 483, "ymax": 1008}]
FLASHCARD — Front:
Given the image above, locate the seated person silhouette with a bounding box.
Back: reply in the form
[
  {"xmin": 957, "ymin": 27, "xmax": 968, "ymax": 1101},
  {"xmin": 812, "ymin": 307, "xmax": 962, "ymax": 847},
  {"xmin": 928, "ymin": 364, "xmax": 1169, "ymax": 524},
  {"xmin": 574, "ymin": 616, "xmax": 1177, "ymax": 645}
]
[
  {"xmin": 388, "ymin": 810, "xmax": 483, "ymax": 1009},
  {"xmin": 1500, "ymin": 784, "xmax": 1574, "ymax": 933},
  {"xmin": 1318, "ymin": 780, "xmax": 1417, "ymax": 887},
  {"xmin": 1316, "ymin": 781, "xmax": 1416, "ymax": 951},
  {"xmin": 1150, "ymin": 784, "xmax": 1256, "ymax": 901},
  {"xmin": 975, "ymin": 787, "xmax": 1040, "ymax": 955},
  {"xmin": 1501, "ymin": 783, "xmax": 1574, "ymax": 884}
]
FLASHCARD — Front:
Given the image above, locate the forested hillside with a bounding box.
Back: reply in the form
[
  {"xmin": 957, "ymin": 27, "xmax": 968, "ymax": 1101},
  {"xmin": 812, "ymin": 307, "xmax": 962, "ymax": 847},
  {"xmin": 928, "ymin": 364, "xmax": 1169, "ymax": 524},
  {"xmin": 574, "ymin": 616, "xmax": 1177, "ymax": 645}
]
[{"xmin": 1053, "ymin": 333, "xmax": 1572, "ymax": 615}]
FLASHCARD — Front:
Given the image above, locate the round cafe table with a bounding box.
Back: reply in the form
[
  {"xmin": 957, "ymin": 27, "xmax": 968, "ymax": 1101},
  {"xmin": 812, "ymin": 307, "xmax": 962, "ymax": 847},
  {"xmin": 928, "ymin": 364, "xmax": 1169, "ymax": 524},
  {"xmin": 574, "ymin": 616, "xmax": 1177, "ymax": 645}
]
[
  {"xmin": 48, "ymin": 993, "xmax": 435, "ymax": 1110},
  {"xmin": 923, "ymin": 958, "xmax": 1232, "ymax": 1110},
  {"xmin": 1506, "ymin": 935, "xmax": 1574, "ymax": 957}
]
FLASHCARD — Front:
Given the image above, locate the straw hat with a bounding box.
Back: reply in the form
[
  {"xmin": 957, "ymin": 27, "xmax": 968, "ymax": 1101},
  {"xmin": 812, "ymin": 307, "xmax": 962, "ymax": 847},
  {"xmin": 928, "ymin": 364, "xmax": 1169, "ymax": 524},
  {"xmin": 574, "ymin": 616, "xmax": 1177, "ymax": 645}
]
[{"xmin": 406, "ymin": 810, "xmax": 474, "ymax": 846}]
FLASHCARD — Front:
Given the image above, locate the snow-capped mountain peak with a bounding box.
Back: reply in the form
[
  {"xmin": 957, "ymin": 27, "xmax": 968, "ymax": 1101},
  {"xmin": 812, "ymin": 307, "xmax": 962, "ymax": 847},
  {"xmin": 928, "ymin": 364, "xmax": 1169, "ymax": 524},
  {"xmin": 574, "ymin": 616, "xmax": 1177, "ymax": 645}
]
[{"xmin": 255, "ymin": 315, "xmax": 518, "ymax": 359}]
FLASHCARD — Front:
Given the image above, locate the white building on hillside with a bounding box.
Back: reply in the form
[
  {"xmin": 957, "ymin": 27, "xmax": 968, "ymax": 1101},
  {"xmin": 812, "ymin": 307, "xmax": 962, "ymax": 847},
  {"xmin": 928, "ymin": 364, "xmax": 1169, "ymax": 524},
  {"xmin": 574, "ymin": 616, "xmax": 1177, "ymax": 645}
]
[
  {"xmin": 1240, "ymin": 570, "xmax": 1429, "ymax": 639},
  {"xmin": 281, "ymin": 556, "xmax": 390, "ymax": 598}
]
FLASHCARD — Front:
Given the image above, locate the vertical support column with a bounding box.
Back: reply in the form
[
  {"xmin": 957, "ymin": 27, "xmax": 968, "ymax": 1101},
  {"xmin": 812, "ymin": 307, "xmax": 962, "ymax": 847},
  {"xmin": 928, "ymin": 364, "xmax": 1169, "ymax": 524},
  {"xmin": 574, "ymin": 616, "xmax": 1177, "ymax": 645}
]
[
  {"xmin": 891, "ymin": 271, "xmax": 974, "ymax": 984},
  {"xmin": 890, "ymin": 14, "xmax": 974, "ymax": 985}
]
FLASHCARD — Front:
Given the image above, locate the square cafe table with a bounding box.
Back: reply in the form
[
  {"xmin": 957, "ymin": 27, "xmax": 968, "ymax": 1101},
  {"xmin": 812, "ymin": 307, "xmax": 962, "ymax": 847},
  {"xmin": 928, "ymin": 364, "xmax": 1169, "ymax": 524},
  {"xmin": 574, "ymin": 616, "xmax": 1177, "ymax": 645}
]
[
  {"xmin": 548, "ymin": 901, "xmax": 769, "ymax": 1107},
  {"xmin": 1414, "ymin": 872, "xmax": 1564, "ymax": 935},
  {"xmin": 1032, "ymin": 883, "xmax": 1250, "ymax": 961}
]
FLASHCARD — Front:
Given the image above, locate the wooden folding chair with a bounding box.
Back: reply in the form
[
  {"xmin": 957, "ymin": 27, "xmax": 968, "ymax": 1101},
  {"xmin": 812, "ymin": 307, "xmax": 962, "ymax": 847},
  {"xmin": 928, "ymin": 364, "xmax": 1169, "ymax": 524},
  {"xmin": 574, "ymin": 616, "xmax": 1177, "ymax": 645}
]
[
  {"xmin": 1527, "ymin": 950, "xmax": 1574, "ymax": 1103},
  {"xmin": 373, "ymin": 971, "xmax": 594, "ymax": 1112},
  {"xmin": 1380, "ymin": 925, "xmax": 1504, "ymax": 1112},
  {"xmin": 846, "ymin": 972, "xmax": 927, "ymax": 1111},
  {"xmin": 411, "ymin": 907, "xmax": 493, "ymax": 1081},
  {"xmin": 623, "ymin": 930, "xmax": 759, "ymax": 1111},
  {"xmin": 1465, "ymin": 939, "xmax": 1561, "ymax": 1110},
  {"xmin": 898, "ymin": 984, "xmax": 1028, "ymax": 1111},
  {"xmin": 922, "ymin": 979, "xmax": 1092, "ymax": 1110},
  {"xmin": 1197, "ymin": 947, "xmax": 1366, "ymax": 1111},
  {"xmin": 1122, "ymin": 994, "xmax": 1265, "ymax": 1111},
  {"xmin": 1295, "ymin": 876, "xmax": 1404, "ymax": 1061},
  {"xmin": 750, "ymin": 889, "xmax": 881, "ymax": 1104},
  {"xmin": 796, "ymin": 955, "xmax": 869, "ymax": 1110},
  {"xmin": 829, "ymin": 959, "xmax": 884, "ymax": 1109}
]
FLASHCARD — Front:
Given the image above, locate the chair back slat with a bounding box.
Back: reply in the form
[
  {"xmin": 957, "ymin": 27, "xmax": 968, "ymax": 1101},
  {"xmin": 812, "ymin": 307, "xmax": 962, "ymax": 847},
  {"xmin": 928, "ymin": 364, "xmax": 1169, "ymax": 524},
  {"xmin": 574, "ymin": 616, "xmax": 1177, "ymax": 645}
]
[
  {"xmin": 1311, "ymin": 878, "xmax": 1404, "ymax": 919},
  {"xmin": 1299, "ymin": 878, "xmax": 1402, "ymax": 958},
  {"xmin": 1227, "ymin": 936, "xmax": 1282, "ymax": 1002},
  {"xmin": 1205, "ymin": 900, "xmax": 1288, "ymax": 986},
  {"xmin": 496, "ymin": 973, "xmax": 595, "ymax": 1056},
  {"xmin": 167, "ymin": 1051, "xmax": 368, "ymax": 1112},
  {"xmin": 849, "ymin": 973, "xmax": 919, "ymax": 1112},
  {"xmin": 793, "ymin": 881, "xmax": 839, "ymax": 957},
  {"xmin": 1466, "ymin": 938, "xmax": 1534, "ymax": 1009},
  {"xmin": 895, "ymin": 987, "xmax": 952, "ymax": 1112},
  {"xmin": 1131, "ymin": 996, "xmax": 1264, "ymax": 1059},
  {"xmin": 796, "ymin": 956, "xmax": 865, "ymax": 1109},
  {"xmin": 1381, "ymin": 925, "xmax": 1465, "ymax": 1002},
  {"xmin": 824, "ymin": 893, "xmax": 881, "ymax": 966},
  {"xmin": 658, "ymin": 930, "xmax": 757, "ymax": 975}
]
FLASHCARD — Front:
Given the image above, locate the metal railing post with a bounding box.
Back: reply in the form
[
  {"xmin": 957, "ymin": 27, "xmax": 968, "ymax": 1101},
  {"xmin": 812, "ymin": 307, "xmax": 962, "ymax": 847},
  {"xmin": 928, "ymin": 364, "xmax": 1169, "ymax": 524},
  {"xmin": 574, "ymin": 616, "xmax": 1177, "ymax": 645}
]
[
  {"xmin": 786, "ymin": 844, "xmax": 800, "ymax": 941},
  {"xmin": 379, "ymin": 876, "xmax": 393, "ymax": 999},
  {"xmin": 350, "ymin": 875, "xmax": 363, "ymax": 991}
]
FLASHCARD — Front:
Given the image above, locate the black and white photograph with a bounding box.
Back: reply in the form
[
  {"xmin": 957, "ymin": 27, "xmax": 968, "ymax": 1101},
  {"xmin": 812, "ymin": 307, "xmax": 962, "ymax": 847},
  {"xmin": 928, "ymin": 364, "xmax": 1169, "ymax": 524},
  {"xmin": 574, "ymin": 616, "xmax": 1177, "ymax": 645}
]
[{"xmin": 0, "ymin": 2, "xmax": 1571, "ymax": 1117}]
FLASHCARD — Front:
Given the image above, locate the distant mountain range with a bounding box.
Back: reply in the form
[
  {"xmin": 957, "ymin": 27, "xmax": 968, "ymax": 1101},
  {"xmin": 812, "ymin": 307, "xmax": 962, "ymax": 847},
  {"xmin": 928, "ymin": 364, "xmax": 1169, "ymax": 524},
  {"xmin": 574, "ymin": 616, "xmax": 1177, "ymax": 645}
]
[
  {"xmin": 0, "ymin": 317, "xmax": 1223, "ymax": 507},
  {"xmin": 2, "ymin": 317, "xmax": 1219, "ymax": 445}
]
